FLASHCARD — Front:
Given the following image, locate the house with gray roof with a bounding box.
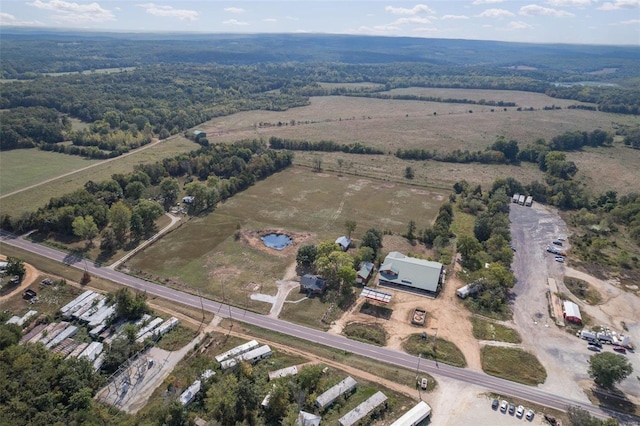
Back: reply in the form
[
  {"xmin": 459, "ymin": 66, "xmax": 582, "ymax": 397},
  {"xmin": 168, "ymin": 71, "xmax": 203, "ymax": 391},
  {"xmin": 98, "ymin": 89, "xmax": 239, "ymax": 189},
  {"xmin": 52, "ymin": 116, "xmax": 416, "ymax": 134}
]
[
  {"xmin": 335, "ymin": 236, "xmax": 351, "ymax": 251},
  {"xmin": 300, "ymin": 274, "xmax": 327, "ymax": 295},
  {"xmin": 315, "ymin": 376, "xmax": 357, "ymax": 409},
  {"xmin": 378, "ymin": 252, "xmax": 443, "ymax": 294},
  {"xmin": 338, "ymin": 391, "xmax": 388, "ymax": 426}
]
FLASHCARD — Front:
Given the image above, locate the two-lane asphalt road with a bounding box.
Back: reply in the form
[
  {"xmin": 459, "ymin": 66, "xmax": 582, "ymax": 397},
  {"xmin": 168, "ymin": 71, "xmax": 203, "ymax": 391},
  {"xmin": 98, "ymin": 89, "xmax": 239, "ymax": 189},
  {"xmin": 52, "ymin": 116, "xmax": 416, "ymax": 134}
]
[{"xmin": 1, "ymin": 231, "xmax": 638, "ymax": 424}]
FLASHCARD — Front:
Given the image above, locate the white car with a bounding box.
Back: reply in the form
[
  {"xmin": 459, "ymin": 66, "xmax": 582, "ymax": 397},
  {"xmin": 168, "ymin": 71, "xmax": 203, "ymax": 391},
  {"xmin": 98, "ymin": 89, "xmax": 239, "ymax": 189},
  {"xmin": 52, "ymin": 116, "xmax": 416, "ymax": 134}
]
[
  {"xmin": 526, "ymin": 409, "xmax": 535, "ymax": 420},
  {"xmin": 500, "ymin": 400, "xmax": 508, "ymax": 413},
  {"xmin": 555, "ymin": 256, "xmax": 565, "ymax": 263},
  {"xmin": 516, "ymin": 405, "xmax": 525, "ymax": 418}
]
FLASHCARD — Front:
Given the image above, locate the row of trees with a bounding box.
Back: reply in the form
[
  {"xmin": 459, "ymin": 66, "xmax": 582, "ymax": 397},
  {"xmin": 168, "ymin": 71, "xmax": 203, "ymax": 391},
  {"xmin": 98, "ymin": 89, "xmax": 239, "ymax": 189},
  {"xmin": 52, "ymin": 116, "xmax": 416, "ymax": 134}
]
[
  {"xmin": 268, "ymin": 136, "xmax": 383, "ymax": 155},
  {"xmin": 455, "ymin": 180, "xmax": 516, "ymax": 317}
]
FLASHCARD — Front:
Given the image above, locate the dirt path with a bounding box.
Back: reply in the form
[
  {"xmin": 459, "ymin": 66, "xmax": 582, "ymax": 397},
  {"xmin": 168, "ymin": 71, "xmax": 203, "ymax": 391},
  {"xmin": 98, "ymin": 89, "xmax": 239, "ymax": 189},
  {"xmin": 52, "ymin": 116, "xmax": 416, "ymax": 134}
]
[
  {"xmin": 0, "ymin": 138, "xmax": 162, "ymax": 199},
  {"xmin": 0, "ymin": 256, "xmax": 38, "ymax": 302}
]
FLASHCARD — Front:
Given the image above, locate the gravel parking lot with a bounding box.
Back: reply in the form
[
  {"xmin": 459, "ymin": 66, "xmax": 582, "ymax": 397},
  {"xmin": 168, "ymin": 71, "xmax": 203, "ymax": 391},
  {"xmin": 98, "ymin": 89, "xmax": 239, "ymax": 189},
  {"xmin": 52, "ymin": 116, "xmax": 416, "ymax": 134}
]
[{"xmin": 509, "ymin": 202, "xmax": 640, "ymax": 404}]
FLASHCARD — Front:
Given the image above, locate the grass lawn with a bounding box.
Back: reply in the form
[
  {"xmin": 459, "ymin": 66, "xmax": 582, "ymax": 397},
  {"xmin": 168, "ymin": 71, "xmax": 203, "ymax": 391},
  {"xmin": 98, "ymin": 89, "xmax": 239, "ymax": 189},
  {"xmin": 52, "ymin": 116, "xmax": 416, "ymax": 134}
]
[
  {"xmin": 1, "ymin": 135, "xmax": 200, "ymax": 215},
  {"xmin": 0, "ymin": 149, "xmax": 101, "ymax": 195},
  {"xmin": 564, "ymin": 277, "xmax": 602, "ymax": 305},
  {"xmin": 342, "ymin": 322, "xmax": 388, "ymax": 346},
  {"xmin": 403, "ymin": 334, "xmax": 467, "ymax": 368},
  {"xmin": 127, "ymin": 166, "xmax": 448, "ymax": 313},
  {"xmin": 279, "ymin": 293, "xmax": 336, "ymax": 330},
  {"xmin": 471, "ymin": 317, "xmax": 522, "ymax": 343},
  {"xmin": 155, "ymin": 324, "xmax": 199, "ymax": 351},
  {"xmin": 481, "ymin": 346, "xmax": 547, "ymax": 386}
]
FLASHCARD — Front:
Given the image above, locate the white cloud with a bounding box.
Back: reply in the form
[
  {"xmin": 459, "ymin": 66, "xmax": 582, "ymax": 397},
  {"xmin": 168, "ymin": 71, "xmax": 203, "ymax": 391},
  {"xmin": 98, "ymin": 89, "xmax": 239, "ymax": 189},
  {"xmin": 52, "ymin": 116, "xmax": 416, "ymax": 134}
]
[
  {"xmin": 520, "ymin": 4, "xmax": 575, "ymax": 16},
  {"xmin": 352, "ymin": 24, "xmax": 399, "ymax": 35},
  {"xmin": 224, "ymin": 7, "xmax": 244, "ymax": 14},
  {"xmin": 27, "ymin": 0, "xmax": 114, "ymax": 23},
  {"xmin": 137, "ymin": 3, "xmax": 199, "ymax": 21},
  {"xmin": 621, "ymin": 18, "xmax": 640, "ymax": 23},
  {"xmin": 476, "ymin": 8, "xmax": 516, "ymax": 17},
  {"xmin": 385, "ymin": 4, "xmax": 435, "ymax": 15},
  {"xmin": 262, "ymin": 18, "xmax": 277, "ymax": 22},
  {"xmin": 392, "ymin": 16, "xmax": 432, "ymax": 25},
  {"xmin": 507, "ymin": 20, "xmax": 533, "ymax": 29},
  {"xmin": 472, "ymin": 0, "xmax": 505, "ymax": 4},
  {"xmin": 598, "ymin": 0, "xmax": 640, "ymax": 9},
  {"xmin": 222, "ymin": 19, "xmax": 248, "ymax": 26},
  {"xmin": 0, "ymin": 12, "xmax": 44, "ymax": 26},
  {"xmin": 441, "ymin": 14, "xmax": 470, "ymax": 20},
  {"xmin": 546, "ymin": 0, "xmax": 591, "ymax": 6}
]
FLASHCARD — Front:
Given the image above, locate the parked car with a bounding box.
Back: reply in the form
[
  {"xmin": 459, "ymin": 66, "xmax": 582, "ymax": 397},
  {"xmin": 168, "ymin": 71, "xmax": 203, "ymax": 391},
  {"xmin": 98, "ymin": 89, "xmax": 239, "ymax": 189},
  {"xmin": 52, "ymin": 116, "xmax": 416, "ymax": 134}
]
[
  {"xmin": 588, "ymin": 339, "xmax": 602, "ymax": 348},
  {"xmin": 613, "ymin": 346, "xmax": 627, "ymax": 354},
  {"xmin": 587, "ymin": 345, "xmax": 601, "ymax": 352},
  {"xmin": 492, "ymin": 399, "xmax": 499, "ymax": 410},
  {"xmin": 553, "ymin": 240, "xmax": 563, "ymax": 246},
  {"xmin": 555, "ymin": 256, "xmax": 565, "ymax": 263},
  {"xmin": 420, "ymin": 377, "xmax": 428, "ymax": 389},
  {"xmin": 500, "ymin": 400, "xmax": 508, "ymax": 413},
  {"xmin": 508, "ymin": 403, "xmax": 516, "ymax": 415},
  {"xmin": 526, "ymin": 409, "xmax": 535, "ymax": 420},
  {"xmin": 516, "ymin": 405, "xmax": 525, "ymax": 418}
]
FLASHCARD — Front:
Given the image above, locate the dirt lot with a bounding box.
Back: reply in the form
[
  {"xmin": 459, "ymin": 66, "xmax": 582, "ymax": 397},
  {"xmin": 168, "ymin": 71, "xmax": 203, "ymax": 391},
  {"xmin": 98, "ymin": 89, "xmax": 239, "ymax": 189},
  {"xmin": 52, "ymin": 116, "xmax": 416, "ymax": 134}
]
[{"xmin": 509, "ymin": 203, "xmax": 640, "ymax": 404}]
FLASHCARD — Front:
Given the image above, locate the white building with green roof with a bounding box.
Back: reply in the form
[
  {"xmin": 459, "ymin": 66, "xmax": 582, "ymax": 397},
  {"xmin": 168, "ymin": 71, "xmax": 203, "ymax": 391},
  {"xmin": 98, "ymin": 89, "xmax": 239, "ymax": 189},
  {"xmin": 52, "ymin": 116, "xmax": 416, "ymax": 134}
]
[{"xmin": 378, "ymin": 252, "xmax": 443, "ymax": 294}]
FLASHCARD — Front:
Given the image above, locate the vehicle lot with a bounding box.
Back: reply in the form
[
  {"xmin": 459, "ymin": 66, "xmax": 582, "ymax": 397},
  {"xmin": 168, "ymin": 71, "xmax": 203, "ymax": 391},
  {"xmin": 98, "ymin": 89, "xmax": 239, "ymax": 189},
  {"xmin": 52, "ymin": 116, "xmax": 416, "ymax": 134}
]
[{"xmin": 509, "ymin": 203, "xmax": 640, "ymax": 403}]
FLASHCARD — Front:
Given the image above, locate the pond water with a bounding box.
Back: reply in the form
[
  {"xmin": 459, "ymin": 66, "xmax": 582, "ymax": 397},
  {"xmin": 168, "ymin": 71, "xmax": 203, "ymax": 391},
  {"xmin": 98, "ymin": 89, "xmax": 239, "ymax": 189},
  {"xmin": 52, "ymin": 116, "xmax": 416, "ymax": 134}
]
[{"xmin": 262, "ymin": 233, "xmax": 292, "ymax": 250}]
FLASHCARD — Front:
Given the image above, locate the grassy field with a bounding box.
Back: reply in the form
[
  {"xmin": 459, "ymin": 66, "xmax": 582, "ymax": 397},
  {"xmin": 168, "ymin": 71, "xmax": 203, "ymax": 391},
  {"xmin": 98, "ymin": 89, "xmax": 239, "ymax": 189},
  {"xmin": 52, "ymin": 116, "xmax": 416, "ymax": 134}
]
[
  {"xmin": 127, "ymin": 166, "xmax": 448, "ymax": 312},
  {"xmin": 403, "ymin": 334, "xmax": 467, "ymax": 368},
  {"xmin": 471, "ymin": 317, "xmax": 522, "ymax": 343},
  {"xmin": 481, "ymin": 346, "xmax": 547, "ymax": 386},
  {"xmin": 564, "ymin": 277, "xmax": 602, "ymax": 305},
  {"xmin": 342, "ymin": 322, "xmax": 388, "ymax": 346},
  {"xmin": 0, "ymin": 149, "xmax": 101, "ymax": 195},
  {"xmin": 0, "ymin": 135, "xmax": 200, "ymax": 215}
]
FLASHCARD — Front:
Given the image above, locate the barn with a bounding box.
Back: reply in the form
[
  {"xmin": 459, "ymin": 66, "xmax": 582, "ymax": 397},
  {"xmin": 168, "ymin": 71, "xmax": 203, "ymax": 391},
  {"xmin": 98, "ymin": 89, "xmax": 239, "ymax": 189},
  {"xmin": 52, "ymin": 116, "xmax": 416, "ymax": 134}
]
[{"xmin": 378, "ymin": 252, "xmax": 444, "ymax": 294}]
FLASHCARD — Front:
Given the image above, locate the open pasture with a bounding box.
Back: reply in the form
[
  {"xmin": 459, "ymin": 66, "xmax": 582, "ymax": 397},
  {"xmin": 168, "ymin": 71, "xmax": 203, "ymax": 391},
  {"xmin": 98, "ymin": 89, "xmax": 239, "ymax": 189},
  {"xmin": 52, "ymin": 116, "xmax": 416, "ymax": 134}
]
[
  {"xmin": 568, "ymin": 144, "xmax": 640, "ymax": 195},
  {"xmin": 0, "ymin": 149, "xmax": 101, "ymax": 195},
  {"xmin": 0, "ymin": 135, "xmax": 200, "ymax": 215},
  {"xmin": 127, "ymin": 166, "xmax": 449, "ymax": 312}
]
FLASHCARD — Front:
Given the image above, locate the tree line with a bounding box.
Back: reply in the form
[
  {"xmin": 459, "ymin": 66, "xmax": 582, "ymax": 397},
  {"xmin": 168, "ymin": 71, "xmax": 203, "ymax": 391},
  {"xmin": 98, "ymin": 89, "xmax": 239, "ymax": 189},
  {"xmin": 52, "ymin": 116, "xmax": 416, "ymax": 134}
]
[{"xmin": 268, "ymin": 136, "xmax": 384, "ymax": 155}]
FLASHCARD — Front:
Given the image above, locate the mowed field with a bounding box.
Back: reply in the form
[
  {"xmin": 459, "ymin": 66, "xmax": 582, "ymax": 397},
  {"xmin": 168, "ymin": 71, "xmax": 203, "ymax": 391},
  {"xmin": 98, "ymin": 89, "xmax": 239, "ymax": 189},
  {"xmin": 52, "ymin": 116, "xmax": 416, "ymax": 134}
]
[
  {"xmin": 127, "ymin": 166, "xmax": 449, "ymax": 313},
  {"xmin": 0, "ymin": 149, "xmax": 101, "ymax": 195},
  {"xmin": 0, "ymin": 135, "xmax": 200, "ymax": 215}
]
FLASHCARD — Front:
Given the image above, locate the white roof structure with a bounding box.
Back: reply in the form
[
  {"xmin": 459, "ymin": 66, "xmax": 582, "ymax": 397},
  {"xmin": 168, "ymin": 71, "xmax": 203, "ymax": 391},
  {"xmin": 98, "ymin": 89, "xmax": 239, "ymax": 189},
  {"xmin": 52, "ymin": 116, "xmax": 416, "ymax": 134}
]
[
  {"xmin": 315, "ymin": 376, "xmax": 357, "ymax": 409},
  {"xmin": 60, "ymin": 290, "xmax": 93, "ymax": 314},
  {"xmin": 215, "ymin": 340, "xmax": 259, "ymax": 363},
  {"xmin": 220, "ymin": 345, "xmax": 272, "ymax": 369},
  {"xmin": 360, "ymin": 287, "xmax": 392, "ymax": 304},
  {"xmin": 268, "ymin": 365, "xmax": 299, "ymax": 381},
  {"xmin": 379, "ymin": 252, "xmax": 443, "ymax": 293},
  {"xmin": 335, "ymin": 236, "xmax": 351, "ymax": 251},
  {"xmin": 563, "ymin": 300, "xmax": 582, "ymax": 322},
  {"xmin": 338, "ymin": 391, "xmax": 388, "ymax": 426},
  {"xmin": 79, "ymin": 341, "xmax": 104, "ymax": 362},
  {"xmin": 179, "ymin": 380, "xmax": 202, "ymax": 406},
  {"xmin": 390, "ymin": 401, "xmax": 432, "ymax": 426},
  {"xmin": 297, "ymin": 411, "xmax": 322, "ymax": 426}
]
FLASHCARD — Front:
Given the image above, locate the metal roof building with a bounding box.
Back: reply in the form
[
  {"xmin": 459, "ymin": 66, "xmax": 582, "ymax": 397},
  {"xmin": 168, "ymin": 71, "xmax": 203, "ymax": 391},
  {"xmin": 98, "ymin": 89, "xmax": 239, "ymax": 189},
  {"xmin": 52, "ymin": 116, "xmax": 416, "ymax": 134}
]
[
  {"xmin": 297, "ymin": 411, "xmax": 322, "ymax": 426},
  {"xmin": 390, "ymin": 401, "xmax": 432, "ymax": 426},
  {"xmin": 268, "ymin": 365, "xmax": 299, "ymax": 381},
  {"xmin": 379, "ymin": 252, "xmax": 443, "ymax": 294},
  {"xmin": 220, "ymin": 345, "xmax": 272, "ymax": 370},
  {"xmin": 315, "ymin": 376, "xmax": 358, "ymax": 409},
  {"xmin": 179, "ymin": 380, "xmax": 202, "ymax": 406},
  {"xmin": 215, "ymin": 339, "xmax": 259, "ymax": 363},
  {"xmin": 338, "ymin": 391, "xmax": 388, "ymax": 426}
]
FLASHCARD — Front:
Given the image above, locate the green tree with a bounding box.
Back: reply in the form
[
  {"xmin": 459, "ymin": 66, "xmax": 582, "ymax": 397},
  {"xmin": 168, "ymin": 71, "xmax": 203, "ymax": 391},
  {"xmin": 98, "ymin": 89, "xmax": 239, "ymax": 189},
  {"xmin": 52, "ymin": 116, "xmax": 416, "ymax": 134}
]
[
  {"xmin": 457, "ymin": 235, "xmax": 483, "ymax": 270},
  {"xmin": 405, "ymin": 220, "xmax": 417, "ymax": 243},
  {"xmin": 99, "ymin": 227, "xmax": 116, "ymax": 252},
  {"xmin": 160, "ymin": 177, "xmax": 180, "ymax": 211},
  {"xmin": 72, "ymin": 215, "xmax": 99, "ymax": 244},
  {"xmin": 264, "ymin": 379, "xmax": 291, "ymax": 423},
  {"xmin": 296, "ymin": 245, "xmax": 318, "ymax": 268},
  {"xmin": 0, "ymin": 323, "xmax": 22, "ymax": 349},
  {"xmin": 125, "ymin": 181, "xmax": 146, "ymax": 200},
  {"xmin": 360, "ymin": 228, "xmax": 383, "ymax": 257},
  {"xmin": 404, "ymin": 166, "xmax": 415, "ymax": 179},
  {"xmin": 109, "ymin": 201, "xmax": 131, "ymax": 245},
  {"xmin": 344, "ymin": 219, "xmax": 357, "ymax": 238},
  {"xmin": 588, "ymin": 352, "xmax": 633, "ymax": 388},
  {"xmin": 113, "ymin": 288, "xmax": 149, "ymax": 321},
  {"xmin": 206, "ymin": 373, "xmax": 239, "ymax": 425},
  {"xmin": 5, "ymin": 256, "xmax": 26, "ymax": 278},
  {"xmin": 132, "ymin": 199, "xmax": 164, "ymax": 235}
]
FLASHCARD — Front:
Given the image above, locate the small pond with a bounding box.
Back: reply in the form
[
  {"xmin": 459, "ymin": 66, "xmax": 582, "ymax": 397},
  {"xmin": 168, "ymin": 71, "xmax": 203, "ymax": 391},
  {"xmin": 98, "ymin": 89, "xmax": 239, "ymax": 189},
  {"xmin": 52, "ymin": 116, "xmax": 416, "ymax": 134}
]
[{"xmin": 262, "ymin": 233, "xmax": 292, "ymax": 250}]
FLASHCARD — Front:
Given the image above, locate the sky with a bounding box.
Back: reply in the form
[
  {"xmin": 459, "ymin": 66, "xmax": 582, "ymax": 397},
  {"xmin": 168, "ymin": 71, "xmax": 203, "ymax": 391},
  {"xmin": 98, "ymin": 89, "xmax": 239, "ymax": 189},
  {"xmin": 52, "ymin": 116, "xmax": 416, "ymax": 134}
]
[{"xmin": 0, "ymin": 0, "xmax": 639, "ymax": 45}]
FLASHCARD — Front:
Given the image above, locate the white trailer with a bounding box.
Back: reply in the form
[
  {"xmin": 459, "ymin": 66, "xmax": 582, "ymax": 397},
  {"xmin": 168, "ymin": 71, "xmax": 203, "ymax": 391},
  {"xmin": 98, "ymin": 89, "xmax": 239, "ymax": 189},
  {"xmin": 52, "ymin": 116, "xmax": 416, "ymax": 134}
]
[
  {"xmin": 525, "ymin": 195, "xmax": 533, "ymax": 207},
  {"xmin": 215, "ymin": 340, "xmax": 259, "ymax": 363},
  {"xmin": 60, "ymin": 290, "xmax": 94, "ymax": 315},
  {"xmin": 79, "ymin": 298, "xmax": 107, "ymax": 322},
  {"xmin": 87, "ymin": 305, "xmax": 116, "ymax": 327},
  {"xmin": 135, "ymin": 317, "xmax": 163, "ymax": 340},
  {"xmin": 39, "ymin": 322, "xmax": 69, "ymax": 346},
  {"xmin": 68, "ymin": 293, "xmax": 102, "ymax": 319},
  {"xmin": 220, "ymin": 345, "xmax": 272, "ymax": 370},
  {"xmin": 79, "ymin": 341, "xmax": 104, "ymax": 362},
  {"xmin": 512, "ymin": 193, "xmax": 520, "ymax": 203},
  {"xmin": 578, "ymin": 330, "xmax": 596, "ymax": 340},
  {"xmin": 518, "ymin": 194, "xmax": 526, "ymax": 205},
  {"xmin": 46, "ymin": 325, "xmax": 78, "ymax": 349}
]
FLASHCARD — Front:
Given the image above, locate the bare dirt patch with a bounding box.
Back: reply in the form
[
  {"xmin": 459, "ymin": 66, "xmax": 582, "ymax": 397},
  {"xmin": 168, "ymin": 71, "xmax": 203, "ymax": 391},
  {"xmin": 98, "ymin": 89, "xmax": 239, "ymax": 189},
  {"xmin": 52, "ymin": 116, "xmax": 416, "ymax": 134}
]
[{"xmin": 238, "ymin": 228, "xmax": 314, "ymax": 257}]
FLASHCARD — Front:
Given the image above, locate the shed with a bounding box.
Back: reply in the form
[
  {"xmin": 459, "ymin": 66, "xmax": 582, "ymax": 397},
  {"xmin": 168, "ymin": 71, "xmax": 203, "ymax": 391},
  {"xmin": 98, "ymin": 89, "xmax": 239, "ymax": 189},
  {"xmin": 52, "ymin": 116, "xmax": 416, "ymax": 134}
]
[
  {"xmin": 300, "ymin": 274, "xmax": 326, "ymax": 294},
  {"xmin": 390, "ymin": 401, "xmax": 432, "ymax": 426},
  {"xmin": 356, "ymin": 261, "xmax": 375, "ymax": 285},
  {"xmin": 297, "ymin": 411, "xmax": 322, "ymax": 426},
  {"xmin": 315, "ymin": 376, "xmax": 357, "ymax": 409},
  {"xmin": 335, "ymin": 236, "xmax": 351, "ymax": 251},
  {"xmin": 338, "ymin": 391, "xmax": 388, "ymax": 426},
  {"xmin": 563, "ymin": 300, "xmax": 582, "ymax": 324}
]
